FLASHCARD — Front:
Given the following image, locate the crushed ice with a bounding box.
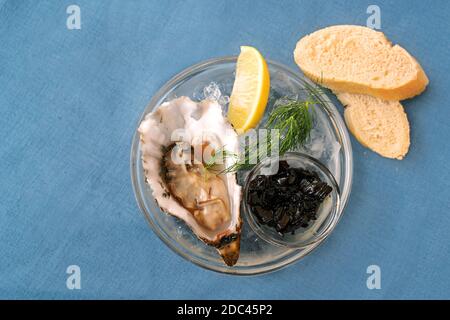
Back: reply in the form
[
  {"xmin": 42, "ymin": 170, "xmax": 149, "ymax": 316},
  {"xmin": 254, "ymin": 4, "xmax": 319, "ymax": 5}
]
[{"xmin": 194, "ymin": 82, "xmax": 230, "ymax": 107}]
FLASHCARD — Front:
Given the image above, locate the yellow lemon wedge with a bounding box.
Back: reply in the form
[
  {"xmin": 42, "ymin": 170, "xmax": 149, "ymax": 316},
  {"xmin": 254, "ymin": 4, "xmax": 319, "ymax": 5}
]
[{"xmin": 227, "ymin": 46, "xmax": 270, "ymax": 134}]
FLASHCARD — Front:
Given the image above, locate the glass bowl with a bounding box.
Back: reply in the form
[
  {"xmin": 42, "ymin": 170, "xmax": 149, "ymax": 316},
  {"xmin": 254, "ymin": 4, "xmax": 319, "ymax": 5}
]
[
  {"xmin": 130, "ymin": 56, "xmax": 353, "ymax": 275},
  {"xmin": 243, "ymin": 152, "xmax": 340, "ymax": 249}
]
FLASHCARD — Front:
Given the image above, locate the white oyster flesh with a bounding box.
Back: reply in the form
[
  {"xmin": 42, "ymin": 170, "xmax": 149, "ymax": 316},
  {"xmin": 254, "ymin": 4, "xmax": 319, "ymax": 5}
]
[{"xmin": 138, "ymin": 97, "xmax": 242, "ymax": 266}]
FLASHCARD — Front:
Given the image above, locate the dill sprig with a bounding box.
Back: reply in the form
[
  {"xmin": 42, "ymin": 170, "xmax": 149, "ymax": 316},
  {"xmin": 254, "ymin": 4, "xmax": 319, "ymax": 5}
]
[
  {"xmin": 221, "ymin": 99, "xmax": 312, "ymax": 173},
  {"xmin": 266, "ymin": 100, "xmax": 313, "ymax": 154},
  {"xmin": 206, "ymin": 79, "xmax": 329, "ymax": 173},
  {"xmin": 204, "ymin": 146, "xmax": 238, "ymax": 171}
]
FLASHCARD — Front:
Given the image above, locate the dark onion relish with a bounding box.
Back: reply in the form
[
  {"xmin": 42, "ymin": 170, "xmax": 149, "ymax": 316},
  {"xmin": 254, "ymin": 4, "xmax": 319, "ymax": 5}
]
[{"xmin": 246, "ymin": 160, "xmax": 333, "ymax": 235}]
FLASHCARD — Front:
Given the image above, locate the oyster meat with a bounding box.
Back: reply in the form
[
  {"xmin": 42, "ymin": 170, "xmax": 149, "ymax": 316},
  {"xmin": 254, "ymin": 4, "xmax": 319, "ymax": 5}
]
[{"xmin": 138, "ymin": 97, "xmax": 242, "ymax": 266}]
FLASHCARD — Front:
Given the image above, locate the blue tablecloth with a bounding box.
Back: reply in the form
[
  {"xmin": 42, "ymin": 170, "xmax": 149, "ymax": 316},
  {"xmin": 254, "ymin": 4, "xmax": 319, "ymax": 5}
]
[{"xmin": 1, "ymin": 0, "xmax": 449, "ymax": 299}]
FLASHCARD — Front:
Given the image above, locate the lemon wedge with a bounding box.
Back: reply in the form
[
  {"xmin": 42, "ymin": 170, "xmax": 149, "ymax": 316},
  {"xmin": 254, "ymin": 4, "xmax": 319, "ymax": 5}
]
[{"xmin": 227, "ymin": 46, "xmax": 270, "ymax": 134}]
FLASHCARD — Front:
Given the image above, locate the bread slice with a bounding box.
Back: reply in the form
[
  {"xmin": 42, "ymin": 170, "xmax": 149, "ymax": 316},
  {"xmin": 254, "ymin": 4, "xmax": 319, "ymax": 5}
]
[
  {"xmin": 337, "ymin": 93, "xmax": 410, "ymax": 160},
  {"xmin": 294, "ymin": 25, "xmax": 428, "ymax": 101}
]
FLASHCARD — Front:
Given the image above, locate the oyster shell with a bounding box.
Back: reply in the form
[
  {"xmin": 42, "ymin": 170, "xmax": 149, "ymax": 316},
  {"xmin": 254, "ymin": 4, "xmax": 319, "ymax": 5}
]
[{"xmin": 138, "ymin": 97, "xmax": 242, "ymax": 266}]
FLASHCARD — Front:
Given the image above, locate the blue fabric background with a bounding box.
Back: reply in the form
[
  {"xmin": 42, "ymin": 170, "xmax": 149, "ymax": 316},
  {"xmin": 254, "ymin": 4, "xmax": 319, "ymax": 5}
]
[{"xmin": 1, "ymin": 0, "xmax": 449, "ymax": 299}]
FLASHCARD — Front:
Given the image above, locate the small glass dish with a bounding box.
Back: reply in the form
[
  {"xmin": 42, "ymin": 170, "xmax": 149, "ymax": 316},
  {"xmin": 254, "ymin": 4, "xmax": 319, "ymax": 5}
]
[{"xmin": 243, "ymin": 152, "xmax": 341, "ymax": 249}]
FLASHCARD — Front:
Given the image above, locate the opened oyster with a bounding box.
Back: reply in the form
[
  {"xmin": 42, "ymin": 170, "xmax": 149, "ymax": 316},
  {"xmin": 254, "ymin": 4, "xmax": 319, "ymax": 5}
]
[{"xmin": 138, "ymin": 97, "xmax": 242, "ymax": 266}]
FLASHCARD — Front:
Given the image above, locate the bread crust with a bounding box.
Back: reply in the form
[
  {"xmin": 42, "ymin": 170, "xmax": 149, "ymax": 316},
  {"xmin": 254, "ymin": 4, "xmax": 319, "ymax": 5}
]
[
  {"xmin": 338, "ymin": 93, "xmax": 410, "ymax": 160},
  {"xmin": 294, "ymin": 25, "xmax": 428, "ymax": 101}
]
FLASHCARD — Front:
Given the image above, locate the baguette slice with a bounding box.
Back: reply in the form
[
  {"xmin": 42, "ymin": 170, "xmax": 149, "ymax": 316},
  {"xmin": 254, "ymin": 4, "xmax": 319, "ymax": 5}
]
[
  {"xmin": 338, "ymin": 93, "xmax": 410, "ymax": 160},
  {"xmin": 294, "ymin": 25, "xmax": 428, "ymax": 101}
]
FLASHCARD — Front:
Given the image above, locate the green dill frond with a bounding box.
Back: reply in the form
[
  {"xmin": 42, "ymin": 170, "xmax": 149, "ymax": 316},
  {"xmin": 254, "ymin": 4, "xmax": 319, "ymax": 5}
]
[
  {"xmin": 206, "ymin": 80, "xmax": 329, "ymax": 173},
  {"xmin": 203, "ymin": 146, "xmax": 238, "ymax": 172}
]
